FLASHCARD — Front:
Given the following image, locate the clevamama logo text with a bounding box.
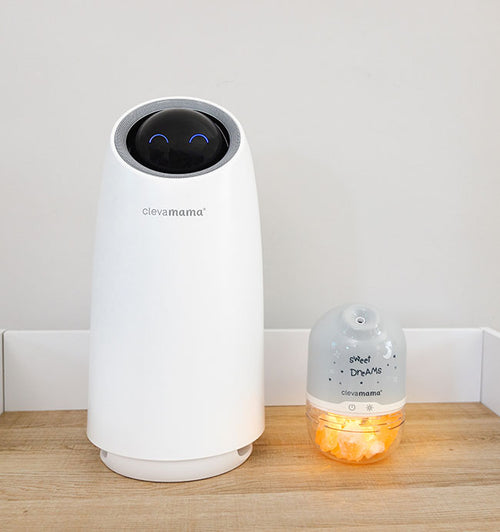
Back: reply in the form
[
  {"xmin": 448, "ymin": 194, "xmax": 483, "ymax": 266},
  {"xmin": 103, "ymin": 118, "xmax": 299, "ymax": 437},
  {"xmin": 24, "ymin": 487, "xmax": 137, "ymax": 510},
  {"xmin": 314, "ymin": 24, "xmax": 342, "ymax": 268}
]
[{"xmin": 142, "ymin": 207, "xmax": 206, "ymax": 217}]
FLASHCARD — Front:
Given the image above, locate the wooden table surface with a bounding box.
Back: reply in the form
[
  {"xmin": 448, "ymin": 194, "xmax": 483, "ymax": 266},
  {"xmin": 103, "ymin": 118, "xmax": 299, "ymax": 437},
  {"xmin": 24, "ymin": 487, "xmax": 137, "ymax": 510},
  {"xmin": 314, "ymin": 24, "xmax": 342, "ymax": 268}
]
[{"xmin": 1, "ymin": 404, "xmax": 499, "ymax": 530}]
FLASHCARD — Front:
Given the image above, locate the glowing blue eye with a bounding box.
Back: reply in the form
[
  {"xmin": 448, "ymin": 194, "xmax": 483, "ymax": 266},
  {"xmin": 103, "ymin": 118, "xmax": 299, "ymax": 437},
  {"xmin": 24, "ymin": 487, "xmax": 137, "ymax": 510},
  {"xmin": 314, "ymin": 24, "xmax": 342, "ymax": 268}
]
[
  {"xmin": 148, "ymin": 134, "xmax": 169, "ymax": 144},
  {"xmin": 189, "ymin": 133, "xmax": 209, "ymax": 144}
]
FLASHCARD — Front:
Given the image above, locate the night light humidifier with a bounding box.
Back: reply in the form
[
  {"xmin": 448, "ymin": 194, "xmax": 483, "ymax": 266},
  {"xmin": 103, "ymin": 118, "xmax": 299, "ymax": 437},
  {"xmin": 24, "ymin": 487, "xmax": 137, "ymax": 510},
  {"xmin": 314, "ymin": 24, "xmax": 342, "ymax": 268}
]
[
  {"xmin": 87, "ymin": 97, "xmax": 264, "ymax": 481},
  {"xmin": 306, "ymin": 304, "xmax": 406, "ymax": 464}
]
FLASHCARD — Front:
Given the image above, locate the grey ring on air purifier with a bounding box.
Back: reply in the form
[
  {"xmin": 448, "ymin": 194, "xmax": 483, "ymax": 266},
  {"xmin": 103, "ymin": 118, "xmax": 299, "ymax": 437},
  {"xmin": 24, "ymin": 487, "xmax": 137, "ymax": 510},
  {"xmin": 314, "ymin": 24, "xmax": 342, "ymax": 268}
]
[{"xmin": 114, "ymin": 98, "xmax": 241, "ymax": 178}]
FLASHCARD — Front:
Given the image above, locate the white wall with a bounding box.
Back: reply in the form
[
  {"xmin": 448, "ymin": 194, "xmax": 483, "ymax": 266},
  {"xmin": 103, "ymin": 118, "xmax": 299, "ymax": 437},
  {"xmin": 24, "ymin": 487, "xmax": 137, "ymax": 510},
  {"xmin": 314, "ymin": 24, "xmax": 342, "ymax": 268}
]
[{"xmin": 1, "ymin": 0, "xmax": 499, "ymax": 330}]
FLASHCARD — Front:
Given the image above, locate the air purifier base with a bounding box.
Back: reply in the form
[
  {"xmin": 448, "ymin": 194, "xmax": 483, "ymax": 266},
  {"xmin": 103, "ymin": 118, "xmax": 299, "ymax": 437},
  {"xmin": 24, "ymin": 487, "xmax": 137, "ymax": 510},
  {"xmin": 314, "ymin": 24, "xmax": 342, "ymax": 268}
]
[{"xmin": 99, "ymin": 444, "xmax": 253, "ymax": 482}]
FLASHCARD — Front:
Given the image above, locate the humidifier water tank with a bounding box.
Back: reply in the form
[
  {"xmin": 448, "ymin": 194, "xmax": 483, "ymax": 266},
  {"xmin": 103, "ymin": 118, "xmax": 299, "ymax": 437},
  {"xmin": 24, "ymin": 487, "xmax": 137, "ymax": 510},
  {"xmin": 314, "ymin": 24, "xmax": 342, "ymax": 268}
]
[{"xmin": 87, "ymin": 97, "xmax": 264, "ymax": 481}]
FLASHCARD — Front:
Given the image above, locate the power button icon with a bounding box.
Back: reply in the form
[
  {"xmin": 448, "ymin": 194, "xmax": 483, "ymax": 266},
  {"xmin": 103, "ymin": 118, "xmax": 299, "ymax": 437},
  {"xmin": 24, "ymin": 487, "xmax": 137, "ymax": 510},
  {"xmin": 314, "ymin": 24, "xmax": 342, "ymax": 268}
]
[{"xmin": 348, "ymin": 404, "xmax": 356, "ymax": 411}]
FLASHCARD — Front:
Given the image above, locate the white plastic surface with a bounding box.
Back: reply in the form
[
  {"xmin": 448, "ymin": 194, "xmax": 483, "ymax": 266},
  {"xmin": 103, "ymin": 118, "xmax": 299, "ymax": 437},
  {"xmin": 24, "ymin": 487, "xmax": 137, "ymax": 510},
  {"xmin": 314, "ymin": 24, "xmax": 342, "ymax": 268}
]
[
  {"xmin": 87, "ymin": 98, "xmax": 265, "ymax": 463},
  {"xmin": 100, "ymin": 445, "xmax": 253, "ymax": 482},
  {"xmin": 307, "ymin": 393, "xmax": 406, "ymax": 416}
]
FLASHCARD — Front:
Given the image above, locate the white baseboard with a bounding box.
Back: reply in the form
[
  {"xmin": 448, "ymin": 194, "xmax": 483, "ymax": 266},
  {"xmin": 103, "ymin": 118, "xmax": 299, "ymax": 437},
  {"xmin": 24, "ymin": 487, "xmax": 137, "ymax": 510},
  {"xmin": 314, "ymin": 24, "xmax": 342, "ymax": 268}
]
[
  {"xmin": 2, "ymin": 327, "xmax": 498, "ymax": 414},
  {"xmin": 3, "ymin": 331, "xmax": 89, "ymax": 412},
  {"xmin": 481, "ymin": 328, "xmax": 500, "ymax": 415},
  {"xmin": 0, "ymin": 330, "xmax": 4, "ymax": 413}
]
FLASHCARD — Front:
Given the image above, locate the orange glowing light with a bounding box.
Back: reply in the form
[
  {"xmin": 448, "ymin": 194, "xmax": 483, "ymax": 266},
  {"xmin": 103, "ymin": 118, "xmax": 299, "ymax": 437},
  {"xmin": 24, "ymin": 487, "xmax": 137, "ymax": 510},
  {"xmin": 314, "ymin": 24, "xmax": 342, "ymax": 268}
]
[{"xmin": 314, "ymin": 411, "xmax": 403, "ymax": 463}]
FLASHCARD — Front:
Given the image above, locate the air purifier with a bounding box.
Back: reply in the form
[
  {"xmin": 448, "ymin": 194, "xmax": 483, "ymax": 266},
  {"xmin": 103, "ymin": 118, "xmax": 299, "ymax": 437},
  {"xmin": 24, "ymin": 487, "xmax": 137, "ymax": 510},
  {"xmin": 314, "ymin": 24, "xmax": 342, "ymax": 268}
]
[{"xmin": 87, "ymin": 97, "xmax": 264, "ymax": 481}]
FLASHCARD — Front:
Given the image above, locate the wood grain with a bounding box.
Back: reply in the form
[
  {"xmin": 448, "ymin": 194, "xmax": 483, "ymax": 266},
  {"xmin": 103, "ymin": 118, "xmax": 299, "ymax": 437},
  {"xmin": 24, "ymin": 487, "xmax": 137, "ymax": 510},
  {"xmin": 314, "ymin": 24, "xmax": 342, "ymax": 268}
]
[{"xmin": 1, "ymin": 404, "xmax": 499, "ymax": 530}]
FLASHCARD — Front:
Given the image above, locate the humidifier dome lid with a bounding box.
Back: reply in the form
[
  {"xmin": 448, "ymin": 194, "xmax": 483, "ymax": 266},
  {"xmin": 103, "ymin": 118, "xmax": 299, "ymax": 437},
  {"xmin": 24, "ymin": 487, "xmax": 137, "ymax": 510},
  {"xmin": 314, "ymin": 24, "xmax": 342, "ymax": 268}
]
[{"xmin": 307, "ymin": 303, "xmax": 406, "ymax": 415}]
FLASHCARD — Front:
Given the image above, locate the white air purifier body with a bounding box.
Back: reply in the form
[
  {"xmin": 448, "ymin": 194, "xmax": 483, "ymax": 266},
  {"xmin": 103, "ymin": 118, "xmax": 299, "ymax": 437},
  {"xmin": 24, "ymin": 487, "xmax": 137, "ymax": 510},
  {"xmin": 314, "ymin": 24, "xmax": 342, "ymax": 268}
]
[{"xmin": 87, "ymin": 97, "xmax": 264, "ymax": 481}]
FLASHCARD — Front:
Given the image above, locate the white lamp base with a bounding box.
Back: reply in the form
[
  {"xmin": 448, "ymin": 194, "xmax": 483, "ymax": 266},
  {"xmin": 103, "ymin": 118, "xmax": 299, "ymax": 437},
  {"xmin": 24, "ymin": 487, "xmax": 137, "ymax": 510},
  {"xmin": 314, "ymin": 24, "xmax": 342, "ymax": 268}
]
[{"xmin": 99, "ymin": 444, "xmax": 253, "ymax": 482}]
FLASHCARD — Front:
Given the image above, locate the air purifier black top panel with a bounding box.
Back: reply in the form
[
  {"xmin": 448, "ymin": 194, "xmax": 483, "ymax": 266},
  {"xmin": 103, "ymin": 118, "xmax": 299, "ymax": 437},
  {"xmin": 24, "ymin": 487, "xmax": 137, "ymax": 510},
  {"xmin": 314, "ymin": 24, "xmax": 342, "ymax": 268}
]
[
  {"xmin": 114, "ymin": 98, "xmax": 241, "ymax": 179},
  {"xmin": 127, "ymin": 109, "xmax": 229, "ymax": 174}
]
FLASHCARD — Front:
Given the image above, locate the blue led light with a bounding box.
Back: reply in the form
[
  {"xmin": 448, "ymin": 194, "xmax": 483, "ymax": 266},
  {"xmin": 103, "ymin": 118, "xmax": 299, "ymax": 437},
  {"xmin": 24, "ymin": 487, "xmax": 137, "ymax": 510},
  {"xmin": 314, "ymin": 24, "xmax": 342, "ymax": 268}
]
[
  {"xmin": 148, "ymin": 134, "xmax": 169, "ymax": 144},
  {"xmin": 189, "ymin": 133, "xmax": 209, "ymax": 144}
]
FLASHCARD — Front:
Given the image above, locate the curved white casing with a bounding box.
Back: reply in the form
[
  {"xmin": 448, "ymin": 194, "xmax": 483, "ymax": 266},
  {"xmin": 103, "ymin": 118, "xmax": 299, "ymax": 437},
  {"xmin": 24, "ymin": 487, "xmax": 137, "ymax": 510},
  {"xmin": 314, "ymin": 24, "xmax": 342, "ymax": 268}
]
[{"xmin": 87, "ymin": 98, "xmax": 264, "ymax": 481}]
